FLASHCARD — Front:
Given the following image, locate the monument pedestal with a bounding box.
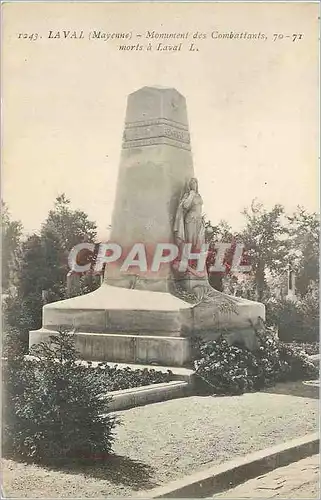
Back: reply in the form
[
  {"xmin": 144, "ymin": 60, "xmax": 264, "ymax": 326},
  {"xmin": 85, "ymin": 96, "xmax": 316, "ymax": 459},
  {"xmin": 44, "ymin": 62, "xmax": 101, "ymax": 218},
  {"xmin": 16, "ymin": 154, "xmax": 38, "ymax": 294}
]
[{"xmin": 29, "ymin": 284, "xmax": 265, "ymax": 367}]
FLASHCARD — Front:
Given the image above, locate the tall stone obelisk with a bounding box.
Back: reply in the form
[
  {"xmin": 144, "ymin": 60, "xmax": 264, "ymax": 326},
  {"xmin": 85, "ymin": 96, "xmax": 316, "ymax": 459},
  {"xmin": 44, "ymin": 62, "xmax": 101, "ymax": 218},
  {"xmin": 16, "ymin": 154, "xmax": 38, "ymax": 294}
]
[
  {"xmin": 29, "ymin": 86, "xmax": 265, "ymax": 367},
  {"xmin": 105, "ymin": 86, "xmax": 194, "ymax": 291}
]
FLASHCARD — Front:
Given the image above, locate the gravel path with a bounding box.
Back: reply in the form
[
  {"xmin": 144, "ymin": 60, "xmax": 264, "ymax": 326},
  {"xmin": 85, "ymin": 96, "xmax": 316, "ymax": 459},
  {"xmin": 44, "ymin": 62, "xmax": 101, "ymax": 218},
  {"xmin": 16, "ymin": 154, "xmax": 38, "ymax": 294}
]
[{"xmin": 3, "ymin": 390, "xmax": 318, "ymax": 498}]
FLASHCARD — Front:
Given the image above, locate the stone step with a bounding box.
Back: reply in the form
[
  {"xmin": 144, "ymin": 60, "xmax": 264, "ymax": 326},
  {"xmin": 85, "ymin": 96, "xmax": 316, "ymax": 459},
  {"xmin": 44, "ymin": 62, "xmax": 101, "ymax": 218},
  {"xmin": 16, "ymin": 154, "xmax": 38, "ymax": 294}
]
[
  {"xmin": 78, "ymin": 332, "xmax": 191, "ymax": 366},
  {"xmin": 29, "ymin": 328, "xmax": 191, "ymax": 367}
]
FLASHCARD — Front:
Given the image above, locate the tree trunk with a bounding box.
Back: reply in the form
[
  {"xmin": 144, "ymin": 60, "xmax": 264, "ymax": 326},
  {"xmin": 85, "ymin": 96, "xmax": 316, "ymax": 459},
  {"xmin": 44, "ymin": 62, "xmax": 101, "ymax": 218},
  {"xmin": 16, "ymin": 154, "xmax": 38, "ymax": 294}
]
[{"xmin": 255, "ymin": 263, "xmax": 266, "ymax": 302}]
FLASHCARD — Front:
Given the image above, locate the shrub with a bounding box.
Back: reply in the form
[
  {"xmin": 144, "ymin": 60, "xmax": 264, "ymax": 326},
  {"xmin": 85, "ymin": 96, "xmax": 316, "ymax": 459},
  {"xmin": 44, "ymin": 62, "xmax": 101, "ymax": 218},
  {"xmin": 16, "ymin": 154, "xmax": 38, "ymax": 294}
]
[
  {"xmin": 265, "ymin": 283, "xmax": 319, "ymax": 343},
  {"xmin": 2, "ymin": 329, "xmax": 173, "ymax": 463},
  {"xmin": 278, "ymin": 342, "xmax": 319, "ymax": 381},
  {"xmin": 285, "ymin": 341, "xmax": 319, "ymax": 356},
  {"xmin": 193, "ymin": 324, "xmax": 318, "ymax": 396},
  {"xmin": 2, "ymin": 294, "xmax": 32, "ymax": 352},
  {"xmin": 193, "ymin": 338, "xmax": 258, "ymax": 395},
  {"xmin": 3, "ymin": 330, "xmax": 118, "ymax": 463},
  {"xmin": 296, "ymin": 282, "xmax": 319, "ymax": 342},
  {"xmin": 2, "ymin": 325, "xmax": 26, "ymax": 360},
  {"xmin": 87, "ymin": 363, "xmax": 173, "ymax": 392}
]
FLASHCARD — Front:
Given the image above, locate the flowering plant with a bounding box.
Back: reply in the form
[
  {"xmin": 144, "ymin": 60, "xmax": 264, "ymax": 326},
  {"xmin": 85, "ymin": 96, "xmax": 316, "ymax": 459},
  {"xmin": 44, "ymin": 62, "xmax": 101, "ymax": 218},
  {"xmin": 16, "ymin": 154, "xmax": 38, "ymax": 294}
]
[{"xmin": 193, "ymin": 323, "xmax": 318, "ymax": 395}]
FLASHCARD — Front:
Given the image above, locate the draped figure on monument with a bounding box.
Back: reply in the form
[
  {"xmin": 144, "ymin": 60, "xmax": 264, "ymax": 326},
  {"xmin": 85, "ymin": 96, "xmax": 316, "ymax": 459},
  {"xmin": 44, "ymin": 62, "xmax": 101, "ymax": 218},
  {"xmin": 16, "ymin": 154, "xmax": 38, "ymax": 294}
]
[
  {"xmin": 172, "ymin": 176, "xmax": 239, "ymax": 312},
  {"xmin": 174, "ymin": 178, "xmax": 205, "ymax": 249}
]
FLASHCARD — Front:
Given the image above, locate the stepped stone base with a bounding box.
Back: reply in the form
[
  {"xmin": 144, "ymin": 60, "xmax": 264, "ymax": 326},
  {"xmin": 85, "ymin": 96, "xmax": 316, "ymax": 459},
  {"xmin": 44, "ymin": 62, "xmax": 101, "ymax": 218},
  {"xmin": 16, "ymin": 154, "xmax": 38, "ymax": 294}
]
[
  {"xmin": 29, "ymin": 329, "xmax": 191, "ymax": 367},
  {"xmin": 29, "ymin": 284, "xmax": 265, "ymax": 367},
  {"xmin": 38, "ymin": 284, "xmax": 192, "ymax": 334}
]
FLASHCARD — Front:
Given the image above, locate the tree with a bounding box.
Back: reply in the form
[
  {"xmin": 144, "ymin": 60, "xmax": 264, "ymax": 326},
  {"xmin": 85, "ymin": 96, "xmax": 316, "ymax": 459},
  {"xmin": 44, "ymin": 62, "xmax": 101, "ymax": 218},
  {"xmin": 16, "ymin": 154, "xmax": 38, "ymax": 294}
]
[
  {"xmin": 3, "ymin": 231, "xmax": 65, "ymax": 344},
  {"xmin": 240, "ymin": 201, "xmax": 288, "ymax": 302},
  {"xmin": 42, "ymin": 194, "xmax": 97, "ymax": 254},
  {"xmin": 41, "ymin": 194, "xmax": 99, "ymax": 296},
  {"xmin": 3, "ymin": 235, "xmax": 44, "ymax": 347},
  {"xmin": 286, "ymin": 207, "xmax": 319, "ymax": 296},
  {"xmin": 204, "ymin": 219, "xmax": 235, "ymax": 291},
  {"xmin": 1, "ymin": 201, "xmax": 23, "ymax": 292},
  {"xmin": 3, "ymin": 195, "xmax": 99, "ymax": 346}
]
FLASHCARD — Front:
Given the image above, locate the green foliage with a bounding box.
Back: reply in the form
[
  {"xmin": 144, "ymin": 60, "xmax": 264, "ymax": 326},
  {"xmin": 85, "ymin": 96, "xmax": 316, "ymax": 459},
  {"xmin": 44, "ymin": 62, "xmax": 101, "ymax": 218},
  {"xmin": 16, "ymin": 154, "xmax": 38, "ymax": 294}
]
[
  {"xmin": 204, "ymin": 204, "xmax": 319, "ymax": 339},
  {"xmin": 266, "ymin": 297, "xmax": 301, "ymax": 335},
  {"xmin": 266, "ymin": 282, "xmax": 319, "ymax": 343},
  {"xmin": 84, "ymin": 363, "xmax": 173, "ymax": 392},
  {"xmin": 193, "ymin": 325, "xmax": 318, "ymax": 396},
  {"xmin": 285, "ymin": 341, "xmax": 319, "ymax": 356},
  {"xmin": 204, "ymin": 203, "xmax": 293, "ymax": 301},
  {"xmin": 297, "ymin": 282, "xmax": 319, "ymax": 339},
  {"xmin": 204, "ymin": 219, "xmax": 234, "ymax": 291},
  {"xmin": 17, "ymin": 232, "xmax": 66, "ymax": 301},
  {"xmin": 2, "ymin": 328, "xmax": 172, "ymax": 463},
  {"xmin": 278, "ymin": 342, "xmax": 319, "ymax": 379},
  {"xmin": 1, "ymin": 201, "xmax": 23, "ymax": 292},
  {"xmin": 2, "ymin": 325, "xmax": 26, "ymax": 360},
  {"xmin": 204, "ymin": 219, "xmax": 234, "ymax": 245},
  {"xmin": 77, "ymin": 273, "xmax": 101, "ymax": 297},
  {"xmin": 3, "ymin": 331, "xmax": 118, "ymax": 464},
  {"xmin": 4, "ymin": 194, "xmax": 99, "ymax": 341},
  {"xmin": 287, "ymin": 207, "xmax": 319, "ymax": 295},
  {"xmin": 42, "ymin": 194, "xmax": 97, "ymax": 253},
  {"xmin": 40, "ymin": 194, "xmax": 98, "ymax": 298},
  {"xmin": 2, "ymin": 295, "xmax": 32, "ymax": 350},
  {"xmin": 3, "ymin": 232, "xmax": 66, "ymax": 346},
  {"xmin": 240, "ymin": 201, "xmax": 288, "ymax": 301},
  {"xmin": 223, "ymin": 275, "xmax": 258, "ymax": 300}
]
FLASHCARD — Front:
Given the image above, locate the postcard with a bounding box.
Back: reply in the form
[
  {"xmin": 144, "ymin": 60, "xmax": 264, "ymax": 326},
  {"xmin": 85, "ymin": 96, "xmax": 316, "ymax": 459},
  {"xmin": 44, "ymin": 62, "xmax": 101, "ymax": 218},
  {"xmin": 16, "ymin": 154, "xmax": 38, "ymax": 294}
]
[{"xmin": 1, "ymin": 2, "xmax": 319, "ymax": 499}]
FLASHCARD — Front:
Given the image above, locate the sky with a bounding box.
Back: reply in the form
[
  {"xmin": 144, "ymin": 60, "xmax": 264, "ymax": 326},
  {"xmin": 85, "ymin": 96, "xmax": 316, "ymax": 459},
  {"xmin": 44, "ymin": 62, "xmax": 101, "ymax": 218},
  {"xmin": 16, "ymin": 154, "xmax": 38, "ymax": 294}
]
[{"xmin": 2, "ymin": 2, "xmax": 319, "ymax": 241}]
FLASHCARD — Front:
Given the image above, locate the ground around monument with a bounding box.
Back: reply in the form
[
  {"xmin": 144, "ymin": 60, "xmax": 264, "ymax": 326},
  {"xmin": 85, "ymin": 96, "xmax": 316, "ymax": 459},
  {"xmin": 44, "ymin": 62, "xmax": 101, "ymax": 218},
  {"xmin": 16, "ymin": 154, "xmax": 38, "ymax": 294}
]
[{"xmin": 2, "ymin": 384, "xmax": 318, "ymax": 498}]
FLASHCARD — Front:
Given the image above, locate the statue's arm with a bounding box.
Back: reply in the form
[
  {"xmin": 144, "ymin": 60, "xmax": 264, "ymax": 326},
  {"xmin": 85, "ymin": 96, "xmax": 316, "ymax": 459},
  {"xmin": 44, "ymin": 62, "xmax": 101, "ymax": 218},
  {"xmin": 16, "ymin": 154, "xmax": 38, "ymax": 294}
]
[{"xmin": 182, "ymin": 190, "xmax": 195, "ymax": 209}]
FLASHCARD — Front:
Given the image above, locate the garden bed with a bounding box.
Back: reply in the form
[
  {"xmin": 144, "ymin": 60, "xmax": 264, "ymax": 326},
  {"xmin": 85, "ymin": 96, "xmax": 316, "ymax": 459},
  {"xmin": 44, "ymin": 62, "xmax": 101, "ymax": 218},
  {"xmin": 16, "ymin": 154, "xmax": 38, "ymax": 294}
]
[
  {"xmin": 83, "ymin": 362, "xmax": 174, "ymax": 392},
  {"xmin": 24, "ymin": 355, "xmax": 175, "ymax": 392}
]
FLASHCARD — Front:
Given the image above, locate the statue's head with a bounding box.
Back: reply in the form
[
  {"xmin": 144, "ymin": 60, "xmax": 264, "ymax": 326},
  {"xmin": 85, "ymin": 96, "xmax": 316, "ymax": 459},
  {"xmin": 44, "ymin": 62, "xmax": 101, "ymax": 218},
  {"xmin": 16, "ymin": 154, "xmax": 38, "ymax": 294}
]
[{"xmin": 188, "ymin": 177, "xmax": 198, "ymax": 192}]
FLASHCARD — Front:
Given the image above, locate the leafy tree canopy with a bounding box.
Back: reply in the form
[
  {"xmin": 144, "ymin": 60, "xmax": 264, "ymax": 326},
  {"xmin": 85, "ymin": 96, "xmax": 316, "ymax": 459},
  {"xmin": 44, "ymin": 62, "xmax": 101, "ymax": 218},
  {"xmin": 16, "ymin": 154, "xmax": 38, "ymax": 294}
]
[{"xmin": 1, "ymin": 201, "xmax": 23, "ymax": 292}]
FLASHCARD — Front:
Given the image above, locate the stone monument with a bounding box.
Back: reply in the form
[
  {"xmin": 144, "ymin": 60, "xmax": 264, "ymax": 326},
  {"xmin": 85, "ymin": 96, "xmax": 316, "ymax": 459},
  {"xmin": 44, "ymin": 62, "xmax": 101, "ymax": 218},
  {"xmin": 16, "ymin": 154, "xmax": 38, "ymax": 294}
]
[{"xmin": 29, "ymin": 86, "xmax": 265, "ymax": 367}]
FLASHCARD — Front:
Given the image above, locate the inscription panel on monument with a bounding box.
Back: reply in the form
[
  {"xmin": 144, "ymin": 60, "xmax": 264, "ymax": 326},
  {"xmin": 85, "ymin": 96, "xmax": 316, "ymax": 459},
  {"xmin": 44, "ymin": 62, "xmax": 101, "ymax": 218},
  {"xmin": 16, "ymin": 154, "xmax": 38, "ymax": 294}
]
[
  {"xmin": 123, "ymin": 136, "xmax": 191, "ymax": 151},
  {"xmin": 123, "ymin": 119, "xmax": 191, "ymax": 150},
  {"xmin": 126, "ymin": 118, "xmax": 188, "ymax": 131}
]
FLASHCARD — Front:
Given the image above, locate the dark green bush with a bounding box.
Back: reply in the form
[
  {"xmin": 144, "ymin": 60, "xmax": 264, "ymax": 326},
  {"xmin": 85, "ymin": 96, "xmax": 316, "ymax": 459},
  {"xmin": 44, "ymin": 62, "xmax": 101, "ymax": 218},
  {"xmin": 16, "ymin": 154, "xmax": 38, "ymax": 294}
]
[
  {"xmin": 265, "ymin": 283, "xmax": 319, "ymax": 343},
  {"xmin": 2, "ymin": 329, "xmax": 173, "ymax": 463},
  {"xmin": 3, "ymin": 331, "xmax": 118, "ymax": 463},
  {"xmin": 193, "ymin": 325, "xmax": 318, "ymax": 396},
  {"xmin": 88, "ymin": 363, "xmax": 173, "ymax": 392},
  {"xmin": 2, "ymin": 325, "xmax": 26, "ymax": 360},
  {"xmin": 278, "ymin": 342, "xmax": 319, "ymax": 380},
  {"xmin": 285, "ymin": 341, "xmax": 319, "ymax": 356},
  {"xmin": 2, "ymin": 294, "xmax": 33, "ymax": 353}
]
